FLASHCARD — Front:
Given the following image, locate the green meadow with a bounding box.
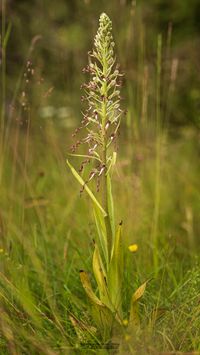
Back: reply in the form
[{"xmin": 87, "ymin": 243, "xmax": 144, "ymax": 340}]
[{"xmin": 0, "ymin": 1, "xmax": 200, "ymax": 354}]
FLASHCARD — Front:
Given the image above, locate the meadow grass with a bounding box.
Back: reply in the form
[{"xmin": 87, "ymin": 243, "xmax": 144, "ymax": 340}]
[
  {"xmin": 0, "ymin": 9, "xmax": 200, "ymax": 355},
  {"xmin": 0, "ymin": 107, "xmax": 199, "ymax": 354}
]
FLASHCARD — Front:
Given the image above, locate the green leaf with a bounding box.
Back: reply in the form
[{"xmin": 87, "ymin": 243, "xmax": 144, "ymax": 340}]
[
  {"xmin": 93, "ymin": 204, "xmax": 108, "ymax": 268},
  {"xmin": 108, "ymin": 223, "xmax": 123, "ymax": 318},
  {"xmin": 80, "ymin": 270, "xmax": 104, "ymax": 306},
  {"xmin": 92, "ymin": 242, "xmax": 110, "ymax": 308},
  {"xmin": 66, "ymin": 160, "xmax": 107, "ymax": 217},
  {"xmin": 3, "ymin": 22, "xmax": 12, "ymax": 49},
  {"xmin": 91, "ymin": 303, "xmax": 117, "ymax": 342},
  {"xmin": 79, "ymin": 270, "xmax": 118, "ymax": 342},
  {"xmin": 131, "ymin": 281, "xmax": 147, "ymax": 303},
  {"xmin": 129, "ymin": 281, "xmax": 148, "ymax": 328}
]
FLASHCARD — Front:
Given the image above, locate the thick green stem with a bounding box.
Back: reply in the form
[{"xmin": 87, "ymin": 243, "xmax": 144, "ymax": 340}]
[
  {"xmin": 102, "ymin": 140, "xmax": 113, "ymax": 260},
  {"xmin": 101, "ymin": 62, "xmax": 113, "ymax": 260}
]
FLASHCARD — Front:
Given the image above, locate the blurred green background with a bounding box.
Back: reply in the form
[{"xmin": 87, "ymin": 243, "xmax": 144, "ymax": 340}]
[{"xmin": 3, "ymin": 0, "xmax": 200, "ymax": 128}]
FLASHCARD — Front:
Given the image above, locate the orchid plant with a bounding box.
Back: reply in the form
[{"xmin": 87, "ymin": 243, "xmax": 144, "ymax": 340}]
[{"xmin": 67, "ymin": 13, "xmax": 147, "ymax": 345}]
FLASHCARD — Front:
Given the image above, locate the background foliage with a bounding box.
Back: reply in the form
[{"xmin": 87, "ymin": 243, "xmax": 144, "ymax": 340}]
[
  {"xmin": 0, "ymin": 0, "xmax": 200, "ymax": 353},
  {"xmin": 4, "ymin": 0, "xmax": 200, "ymax": 127}
]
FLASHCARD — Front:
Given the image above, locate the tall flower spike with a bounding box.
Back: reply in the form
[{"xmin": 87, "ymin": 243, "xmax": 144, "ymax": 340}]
[{"xmin": 71, "ymin": 13, "xmax": 123, "ymax": 190}]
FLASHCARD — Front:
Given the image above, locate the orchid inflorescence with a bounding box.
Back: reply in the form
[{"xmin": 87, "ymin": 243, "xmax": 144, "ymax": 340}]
[{"xmin": 71, "ymin": 13, "xmax": 124, "ymax": 188}]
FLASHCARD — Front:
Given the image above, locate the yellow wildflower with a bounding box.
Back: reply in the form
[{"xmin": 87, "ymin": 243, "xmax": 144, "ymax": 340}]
[
  {"xmin": 123, "ymin": 319, "xmax": 129, "ymax": 326},
  {"xmin": 128, "ymin": 244, "xmax": 138, "ymax": 252}
]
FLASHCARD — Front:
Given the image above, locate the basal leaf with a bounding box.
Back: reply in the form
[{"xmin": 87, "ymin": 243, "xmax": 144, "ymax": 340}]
[
  {"xmin": 79, "ymin": 270, "xmax": 103, "ymax": 306},
  {"xmin": 131, "ymin": 281, "xmax": 147, "ymax": 303},
  {"xmin": 129, "ymin": 280, "xmax": 148, "ymax": 328},
  {"xmin": 79, "ymin": 270, "xmax": 119, "ymax": 342},
  {"xmin": 92, "ymin": 243, "xmax": 110, "ymax": 308}
]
